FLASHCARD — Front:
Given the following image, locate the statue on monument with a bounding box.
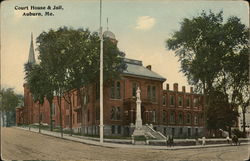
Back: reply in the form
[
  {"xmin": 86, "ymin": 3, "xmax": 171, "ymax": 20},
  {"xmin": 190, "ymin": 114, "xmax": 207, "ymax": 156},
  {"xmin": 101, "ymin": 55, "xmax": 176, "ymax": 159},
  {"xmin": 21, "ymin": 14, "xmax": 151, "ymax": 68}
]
[{"xmin": 136, "ymin": 87, "xmax": 141, "ymax": 100}]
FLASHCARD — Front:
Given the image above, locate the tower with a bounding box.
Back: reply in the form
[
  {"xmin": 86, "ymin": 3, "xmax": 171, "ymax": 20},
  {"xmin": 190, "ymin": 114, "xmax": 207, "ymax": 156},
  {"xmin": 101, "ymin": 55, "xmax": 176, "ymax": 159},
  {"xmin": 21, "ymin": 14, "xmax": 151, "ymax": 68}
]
[{"xmin": 28, "ymin": 32, "xmax": 36, "ymax": 64}]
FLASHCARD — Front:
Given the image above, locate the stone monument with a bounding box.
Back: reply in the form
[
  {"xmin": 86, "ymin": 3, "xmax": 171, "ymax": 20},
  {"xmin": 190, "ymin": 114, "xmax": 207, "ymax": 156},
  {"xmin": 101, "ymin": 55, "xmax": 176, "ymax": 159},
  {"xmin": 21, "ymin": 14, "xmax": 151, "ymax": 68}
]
[{"xmin": 132, "ymin": 87, "xmax": 145, "ymax": 136}]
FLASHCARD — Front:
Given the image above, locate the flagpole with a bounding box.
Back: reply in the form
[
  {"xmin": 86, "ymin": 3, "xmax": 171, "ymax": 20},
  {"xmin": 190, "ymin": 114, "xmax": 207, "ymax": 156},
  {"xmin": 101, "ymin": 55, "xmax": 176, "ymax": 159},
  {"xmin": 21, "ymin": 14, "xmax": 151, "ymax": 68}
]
[{"xmin": 99, "ymin": 0, "xmax": 104, "ymax": 144}]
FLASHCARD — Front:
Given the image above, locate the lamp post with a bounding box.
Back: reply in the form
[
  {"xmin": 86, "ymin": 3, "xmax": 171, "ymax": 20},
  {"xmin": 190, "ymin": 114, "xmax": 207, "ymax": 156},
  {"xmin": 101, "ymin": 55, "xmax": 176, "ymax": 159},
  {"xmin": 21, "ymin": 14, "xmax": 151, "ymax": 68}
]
[{"xmin": 99, "ymin": 0, "xmax": 104, "ymax": 143}]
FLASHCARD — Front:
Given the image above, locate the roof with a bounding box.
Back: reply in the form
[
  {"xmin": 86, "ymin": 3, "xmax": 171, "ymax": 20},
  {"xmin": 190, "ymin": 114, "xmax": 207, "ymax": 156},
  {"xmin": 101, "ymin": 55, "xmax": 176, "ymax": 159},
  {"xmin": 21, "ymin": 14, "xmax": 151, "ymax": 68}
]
[{"xmin": 122, "ymin": 58, "xmax": 166, "ymax": 81}]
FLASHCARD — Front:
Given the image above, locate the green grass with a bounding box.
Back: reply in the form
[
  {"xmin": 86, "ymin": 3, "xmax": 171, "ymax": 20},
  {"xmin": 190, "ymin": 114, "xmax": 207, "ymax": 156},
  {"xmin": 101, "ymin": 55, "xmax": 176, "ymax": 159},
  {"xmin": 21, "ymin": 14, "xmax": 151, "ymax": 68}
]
[
  {"xmin": 18, "ymin": 124, "xmax": 132, "ymax": 140},
  {"xmin": 133, "ymin": 135, "xmax": 147, "ymax": 141}
]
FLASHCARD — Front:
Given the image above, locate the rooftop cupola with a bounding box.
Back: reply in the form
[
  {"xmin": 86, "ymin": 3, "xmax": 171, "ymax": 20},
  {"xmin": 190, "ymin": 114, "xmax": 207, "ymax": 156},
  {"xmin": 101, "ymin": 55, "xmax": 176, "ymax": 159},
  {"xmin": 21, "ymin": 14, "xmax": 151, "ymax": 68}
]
[{"xmin": 103, "ymin": 18, "xmax": 117, "ymax": 43}]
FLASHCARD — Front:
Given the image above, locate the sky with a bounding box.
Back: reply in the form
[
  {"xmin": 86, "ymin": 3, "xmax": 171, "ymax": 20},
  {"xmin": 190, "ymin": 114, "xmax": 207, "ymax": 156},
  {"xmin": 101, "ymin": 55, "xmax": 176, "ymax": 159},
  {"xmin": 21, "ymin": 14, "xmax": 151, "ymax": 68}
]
[{"xmin": 1, "ymin": 0, "xmax": 249, "ymax": 94}]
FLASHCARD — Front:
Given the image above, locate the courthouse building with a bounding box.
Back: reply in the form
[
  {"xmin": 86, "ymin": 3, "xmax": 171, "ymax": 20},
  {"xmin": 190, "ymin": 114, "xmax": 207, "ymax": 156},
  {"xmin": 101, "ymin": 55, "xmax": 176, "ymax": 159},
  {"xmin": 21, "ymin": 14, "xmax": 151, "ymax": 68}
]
[{"xmin": 16, "ymin": 31, "xmax": 205, "ymax": 138}]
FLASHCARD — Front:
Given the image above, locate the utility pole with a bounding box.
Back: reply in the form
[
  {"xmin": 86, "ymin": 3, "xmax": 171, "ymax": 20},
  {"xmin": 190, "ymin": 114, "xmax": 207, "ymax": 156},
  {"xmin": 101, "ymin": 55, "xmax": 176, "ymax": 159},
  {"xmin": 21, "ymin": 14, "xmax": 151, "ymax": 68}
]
[{"xmin": 99, "ymin": 0, "xmax": 104, "ymax": 144}]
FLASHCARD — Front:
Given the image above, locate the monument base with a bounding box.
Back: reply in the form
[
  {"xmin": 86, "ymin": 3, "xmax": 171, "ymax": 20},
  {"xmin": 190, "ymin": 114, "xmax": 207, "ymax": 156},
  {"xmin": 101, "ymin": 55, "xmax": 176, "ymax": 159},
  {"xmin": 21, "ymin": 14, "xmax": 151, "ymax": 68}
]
[{"xmin": 132, "ymin": 128, "xmax": 145, "ymax": 136}]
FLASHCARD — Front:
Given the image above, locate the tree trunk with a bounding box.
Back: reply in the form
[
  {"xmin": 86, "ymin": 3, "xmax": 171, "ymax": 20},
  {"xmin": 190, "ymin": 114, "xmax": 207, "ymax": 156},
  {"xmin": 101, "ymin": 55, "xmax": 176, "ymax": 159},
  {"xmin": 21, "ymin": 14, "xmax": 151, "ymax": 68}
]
[
  {"xmin": 48, "ymin": 100, "xmax": 53, "ymax": 131},
  {"xmin": 38, "ymin": 104, "xmax": 41, "ymax": 133},
  {"xmin": 77, "ymin": 88, "xmax": 84, "ymax": 136},
  {"xmin": 242, "ymin": 108, "xmax": 246, "ymax": 137},
  {"xmin": 57, "ymin": 95, "xmax": 63, "ymax": 138},
  {"xmin": 63, "ymin": 92, "xmax": 73, "ymax": 136},
  {"xmin": 69, "ymin": 99, "xmax": 73, "ymax": 136}
]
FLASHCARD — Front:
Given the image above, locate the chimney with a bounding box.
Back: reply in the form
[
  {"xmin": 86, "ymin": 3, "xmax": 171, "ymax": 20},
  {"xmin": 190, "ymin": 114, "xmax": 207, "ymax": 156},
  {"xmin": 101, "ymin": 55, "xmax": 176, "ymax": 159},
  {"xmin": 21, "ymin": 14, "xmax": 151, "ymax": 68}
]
[
  {"xmin": 190, "ymin": 87, "xmax": 193, "ymax": 93},
  {"xmin": 173, "ymin": 83, "xmax": 178, "ymax": 92},
  {"xmin": 146, "ymin": 65, "xmax": 151, "ymax": 70},
  {"xmin": 166, "ymin": 84, "xmax": 169, "ymax": 90},
  {"xmin": 182, "ymin": 86, "xmax": 186, "ymax": 93}
]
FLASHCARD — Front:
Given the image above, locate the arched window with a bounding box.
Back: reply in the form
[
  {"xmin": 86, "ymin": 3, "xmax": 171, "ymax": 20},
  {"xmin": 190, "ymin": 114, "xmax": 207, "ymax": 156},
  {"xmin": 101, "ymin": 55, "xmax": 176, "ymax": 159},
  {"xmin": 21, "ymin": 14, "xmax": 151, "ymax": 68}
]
[{"xmin": 110, "ymin": 106, "xmax": 121, "ymax": 120}]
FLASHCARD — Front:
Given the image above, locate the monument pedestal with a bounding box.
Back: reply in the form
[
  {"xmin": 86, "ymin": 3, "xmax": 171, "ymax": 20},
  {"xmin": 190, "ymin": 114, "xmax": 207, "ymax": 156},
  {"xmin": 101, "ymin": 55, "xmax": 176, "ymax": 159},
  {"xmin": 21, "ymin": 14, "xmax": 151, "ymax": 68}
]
[{"xmin": 132, "ymin": 88, "xmax": 145, "ymax": 137}]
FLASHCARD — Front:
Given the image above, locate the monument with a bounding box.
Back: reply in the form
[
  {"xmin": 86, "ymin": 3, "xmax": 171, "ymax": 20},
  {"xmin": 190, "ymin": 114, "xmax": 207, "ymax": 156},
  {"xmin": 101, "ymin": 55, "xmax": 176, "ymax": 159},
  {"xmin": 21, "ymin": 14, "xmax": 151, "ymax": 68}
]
[{"xmin": 132, "ymin": 87, "xmax": 145, "ymax": 136}]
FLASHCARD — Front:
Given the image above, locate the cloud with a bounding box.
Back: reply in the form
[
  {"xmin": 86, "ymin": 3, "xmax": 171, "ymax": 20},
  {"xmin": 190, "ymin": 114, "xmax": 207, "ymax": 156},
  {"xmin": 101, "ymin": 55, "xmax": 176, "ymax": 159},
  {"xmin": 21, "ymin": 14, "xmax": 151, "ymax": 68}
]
[{"xmin": 135, "ymin": 16, "xmax": 155, "ymax": 30}]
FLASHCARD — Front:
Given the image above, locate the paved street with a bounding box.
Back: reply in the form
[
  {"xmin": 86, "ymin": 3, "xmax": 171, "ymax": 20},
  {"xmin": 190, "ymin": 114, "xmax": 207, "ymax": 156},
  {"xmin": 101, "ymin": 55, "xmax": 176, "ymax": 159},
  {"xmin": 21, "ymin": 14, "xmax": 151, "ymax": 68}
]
[{"xmin": 1, "ymin": 127, "xmax": 250, "ymax": 161}]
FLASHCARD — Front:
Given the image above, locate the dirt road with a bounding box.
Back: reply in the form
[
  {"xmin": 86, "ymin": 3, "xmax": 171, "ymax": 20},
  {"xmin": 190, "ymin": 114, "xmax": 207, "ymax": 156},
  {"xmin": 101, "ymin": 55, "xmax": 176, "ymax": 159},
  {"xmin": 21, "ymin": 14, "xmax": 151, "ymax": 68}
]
[{"xmin": 1, "ymin": 127, "xmax": 249, "ymax": 161}]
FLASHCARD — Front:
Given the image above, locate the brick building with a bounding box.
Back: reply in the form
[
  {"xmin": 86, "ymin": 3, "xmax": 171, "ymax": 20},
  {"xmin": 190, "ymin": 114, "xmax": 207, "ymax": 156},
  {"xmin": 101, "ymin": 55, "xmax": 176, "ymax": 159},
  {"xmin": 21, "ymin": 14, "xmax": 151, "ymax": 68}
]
[{"xmin": 17, "ymin": 32, "xmax": 205, "ymax": 138}]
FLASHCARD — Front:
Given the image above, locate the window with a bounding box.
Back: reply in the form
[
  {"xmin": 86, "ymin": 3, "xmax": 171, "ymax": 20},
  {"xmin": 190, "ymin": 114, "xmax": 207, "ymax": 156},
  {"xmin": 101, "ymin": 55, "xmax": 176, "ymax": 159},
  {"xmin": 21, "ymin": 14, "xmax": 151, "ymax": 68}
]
[
  {"xmin": 110, "ymin": 81, "xmax": 121, "ymax": 99},
  {"xmin": 147, "ymin": 85, "xmax": 156, "ymax": 102},
  {"xmin": 179, "ymin": 127, "xmax": 183, "ymax": 135},
  {"xmin": 178, "ymin": 113, "xmax": 183, "ymax": 124},
  {"xmin": 188, "ymin": 128, "xmax": 191, "ymax": 137},
  {"xmin": 186, "ymin": 97, "xmax": 190, "ymax": 107},
  {"xmin": 116, "ymin": 82, "xmax": 121, "ymax": 98},
  {"xmin": 111, "ymin": 125, "xmax": 115, "ymax": 134},
  {"xmin": 132, "ymin": 82, "xmax": 138, "ymax": 97},
  {"xmin": 111, "ymin": 82, "xmax": 115, "ymax": 98},
  {"xmin": 162, "ymin": 111, "xmax": 167, "ymax": 123},
  {"xmin": 178, "ymin": 96, "xmax": 183, "ymax": 107},
  {"xmin": 170, "ymin": 95, "xmax": 175, "ymax": 106},
  {"xmin": 194, "ymin": 115, "xmax": 198, "ymax": 125},
  {"xmin": 195, "ymin": 128, "xmax": 198, "ymax": 136},
  {"xmin": 73, "ymin": 114, "xmax": 75, "ymax": 124},
  {"xmin": 193, "ymin": 98, "xmax": 198, "ymax": 107},
  {"xmin": 162, "ymin": 95, "xmax": 166, "ymax": 106},
  {"xmin": 172, "ymin": 128, "xmax": 175, "ymax": 136},
  {"xmin": 110, "ymin": 106, "xmax": 121, "ymax": 120},
  {"xmin": 117, "ymin": 125, "xmax": 121, "ymax": 134},
  {"xmin": 170, "ymin": 111, "xmax": 175, "ymax": 124},
  {"xmin": 152, "ymin": 86, "xmax": 156, "ymax": 102},
  {"xmin": 186, "ymin": 113, "xmax": 191, "ymax": 124}
]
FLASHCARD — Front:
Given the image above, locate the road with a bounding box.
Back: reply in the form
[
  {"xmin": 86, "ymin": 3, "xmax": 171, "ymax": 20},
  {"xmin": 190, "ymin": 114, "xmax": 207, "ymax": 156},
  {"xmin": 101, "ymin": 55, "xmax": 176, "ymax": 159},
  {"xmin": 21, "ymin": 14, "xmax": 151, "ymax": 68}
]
[{"xmin": 1, "ymin": 127, "xmax": 249, "ymax": 161}]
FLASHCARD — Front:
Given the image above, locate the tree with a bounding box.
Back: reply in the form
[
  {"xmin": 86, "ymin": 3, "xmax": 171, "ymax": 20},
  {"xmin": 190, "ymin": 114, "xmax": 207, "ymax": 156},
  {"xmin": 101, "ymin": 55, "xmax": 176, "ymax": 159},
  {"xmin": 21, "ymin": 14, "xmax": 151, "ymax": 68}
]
[
  {"xmin": 25, "ymin": 64, "xmax": 49, "ymax": 133},
  {"xmin": 36, "ymin": 27, "xmax": 126, "ymax": 136},
  {"xmin": 166, "ymin": 10, "xmax": 249, "ymax": 135},
  {"xmin": 0, "ymin": 88, "xmax": 21, "ymax": 126}
]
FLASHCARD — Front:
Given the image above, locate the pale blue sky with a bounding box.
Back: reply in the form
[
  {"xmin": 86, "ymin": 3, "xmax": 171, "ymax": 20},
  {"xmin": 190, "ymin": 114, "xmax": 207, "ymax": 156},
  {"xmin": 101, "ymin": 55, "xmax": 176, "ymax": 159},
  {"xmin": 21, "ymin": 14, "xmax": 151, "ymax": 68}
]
[{"xmin": 1, "ymin": 0, "xmax": 249, "ymax": 94}]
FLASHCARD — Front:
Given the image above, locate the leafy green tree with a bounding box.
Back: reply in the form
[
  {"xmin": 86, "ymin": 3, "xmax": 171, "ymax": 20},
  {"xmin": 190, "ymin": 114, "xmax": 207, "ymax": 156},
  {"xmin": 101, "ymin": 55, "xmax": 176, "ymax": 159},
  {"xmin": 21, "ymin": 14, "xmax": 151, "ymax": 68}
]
[
  {"xmin": 166, "ymin": 10, "xmax": 249, "ymax": 135},
  {"xmin": 0, "ymin": 88, "xmax": 21, "ymax": 126},
  {"xmin": 36, "ymin": 27, "xmax": 126, "ymax": 136},
  {"xmin": 25, "ymin": 64, "xmax": 49, "ymax": 133}
]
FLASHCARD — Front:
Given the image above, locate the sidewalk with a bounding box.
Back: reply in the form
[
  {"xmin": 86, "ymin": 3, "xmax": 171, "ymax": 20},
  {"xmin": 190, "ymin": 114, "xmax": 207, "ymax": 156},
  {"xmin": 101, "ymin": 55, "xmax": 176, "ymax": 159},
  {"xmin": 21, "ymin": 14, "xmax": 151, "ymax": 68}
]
[{"xmin": 15, "ymin": 126, "xmax": 250, "ymax": 150}]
